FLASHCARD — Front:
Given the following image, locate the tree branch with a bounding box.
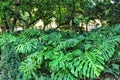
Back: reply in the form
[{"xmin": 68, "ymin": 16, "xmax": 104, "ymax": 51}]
[{"xmin": 27, "ymin": 17, "xmax": 41, "ymax": 27}]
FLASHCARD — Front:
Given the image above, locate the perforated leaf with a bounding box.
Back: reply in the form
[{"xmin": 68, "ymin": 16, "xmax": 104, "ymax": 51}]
[
  {"xmin": 15, "ymin": 38, "xmax": 38, "ymax": 54},
  {"xmin": 70, "ymin": 50, "xmax": 104, "ymax": 79}
]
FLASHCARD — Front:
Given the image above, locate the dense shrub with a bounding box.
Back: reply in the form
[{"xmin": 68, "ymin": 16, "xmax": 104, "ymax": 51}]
[{"xmin": 0, "ymin": 25, "xmax": 120, "ymax": 80}]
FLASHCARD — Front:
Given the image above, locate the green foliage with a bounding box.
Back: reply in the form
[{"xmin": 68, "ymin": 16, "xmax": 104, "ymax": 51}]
[
  {"xmin": 19, "ymin": 52, "xmax": 40, "ymax": 80},
  {"xmin": 70, "ymin": 50, "xmax": 104, "ymax": 79},
  {"xmin": 0, "ymin": 33, "xmax": 16, "ymax": 46},
  {"xmin": 0, "ymin": 0, "xmax": 120, "ymax": 32},
  {"xmin": 0, "ymin": 25, "xmax": 120, "ymax": 80},
  {"xmin": 42, "ymin": 32, "xmax": 62, "ymax": 46},
  {"xmin": 20, "ymin": 29, "xmax": 44, "ymax": 38},
  {"xmin": 99, "ymin": 35, "xmax": 120, "ymax": 61},
  {"xmin": 51, "ymin": 69, "xmax": 76, "ymax": 80},
  {"xmin": 0, "ymin": 0, "xmax": 120, "ymax": 80},
  {"xmin": 56, "ymin": 39, "xmax": 79, "ymax": 51},
  {"xmin": 15, "ymin": 38, "xmax": 38, "ymax": 54}
]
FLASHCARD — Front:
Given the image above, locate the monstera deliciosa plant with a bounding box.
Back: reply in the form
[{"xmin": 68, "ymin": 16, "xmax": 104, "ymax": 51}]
[{"xmin": 0, "ymin": 25, "xmax": 120, "ymax": 80}]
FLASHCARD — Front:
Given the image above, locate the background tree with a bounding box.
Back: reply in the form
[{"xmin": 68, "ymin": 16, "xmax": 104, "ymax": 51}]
[{"xmin": 0, "ymin": 0, "xmax": 120, "ymax": 31}]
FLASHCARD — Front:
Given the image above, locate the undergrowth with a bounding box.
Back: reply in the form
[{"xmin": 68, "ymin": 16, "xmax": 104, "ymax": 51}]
[{"xmin": 0, "ymin": 24, "xmax": 120, "ymax": 80}]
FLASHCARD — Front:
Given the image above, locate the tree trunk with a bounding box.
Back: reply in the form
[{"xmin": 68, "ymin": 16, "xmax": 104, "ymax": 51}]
[
  {"xmin": 4, "ymin": 23, "xmax": 10, "ymax": 32},
  {"xmin": 1, "ymin": 26, "xmax": 6, "ymax": 32},
  {"xmin": 43, "ymin": 25, "xmax": 46, "ymax": 31},
  {"xmin": 86, "ymin": 23, "xmax": 88, "ymax": 32}
]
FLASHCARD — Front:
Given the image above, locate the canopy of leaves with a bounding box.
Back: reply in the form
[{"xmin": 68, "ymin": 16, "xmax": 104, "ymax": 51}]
[{"xmin": 0, "ymin": 0, "xmax": 120, "ymax": 32}]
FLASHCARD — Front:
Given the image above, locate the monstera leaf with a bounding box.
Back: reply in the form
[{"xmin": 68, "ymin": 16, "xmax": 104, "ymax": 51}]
[
  {"xmin": 56, "ymin": 39, "xmax": 79, "ymax": 50},
  {"xmin": 99, "ymin": 35, "xmax": 120, "ymax": 61},
  {"xmin": 51, "ymin": 69, "xmax": 76, "ymax": 80},
  {"xmin": 70, "ymin": 50, "xmax": 105, "ymax": 79},
  {"xmin": 19, "ymin": 58, "xmax": 37, "ymax": 80},
  {"xmin": 15, "ymin": 38, "xmax": 38, "ymax": 54}
]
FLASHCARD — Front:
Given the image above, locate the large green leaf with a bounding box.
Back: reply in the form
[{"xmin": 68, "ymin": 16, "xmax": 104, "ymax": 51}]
[
  {"xmin": 70, "ymin": 50, "xmax": 104, "ymax": 79},
  {"xmin": 15, "ymin": 38, "xmax": 38, "ymax": 54}
]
